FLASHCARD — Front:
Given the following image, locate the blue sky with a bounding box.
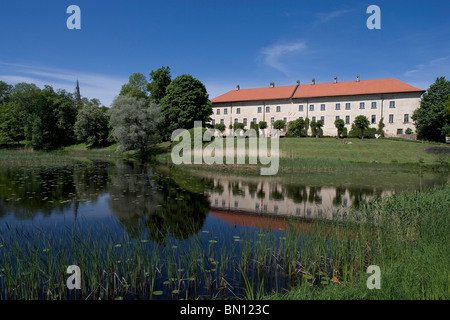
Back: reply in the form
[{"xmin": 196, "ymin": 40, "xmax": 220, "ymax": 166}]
[{"xmin": 0, "ymin": 0, "xmax": 448, "ymax": 107}]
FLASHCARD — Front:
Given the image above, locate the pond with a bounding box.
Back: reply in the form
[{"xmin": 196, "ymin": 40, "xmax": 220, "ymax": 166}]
[{"xmin": 0, "ymin": 159, "xmax": 447, "ymax": 299}]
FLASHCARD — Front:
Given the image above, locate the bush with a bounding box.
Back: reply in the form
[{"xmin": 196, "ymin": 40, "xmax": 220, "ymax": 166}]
[
  {"xmin": 273, "ymin": 120, "xmax": 285, "ymax": 130},
  {"xmin": 349, "ymin": 124, "xmax": 376, "ymax": 139},
  {"xmin": 214, "ymin": 123, "xmax": 226, "ymax": 133}
]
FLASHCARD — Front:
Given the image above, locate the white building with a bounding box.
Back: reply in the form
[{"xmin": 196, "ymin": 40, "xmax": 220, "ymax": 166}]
[{"xmin": 210, "ymin": 77, "xmax": 425, "ymax": 137}]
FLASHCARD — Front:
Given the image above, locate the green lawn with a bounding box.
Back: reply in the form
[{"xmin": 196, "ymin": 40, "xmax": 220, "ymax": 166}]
[{"xmin": 279, "ymin": 137, "xmax": 449, "ymax": 166}]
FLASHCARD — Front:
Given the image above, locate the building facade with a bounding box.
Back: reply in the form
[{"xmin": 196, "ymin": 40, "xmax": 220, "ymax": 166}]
[{"xmin": 210, "ymin": 77, "xmax": 425, "ymax": 137}]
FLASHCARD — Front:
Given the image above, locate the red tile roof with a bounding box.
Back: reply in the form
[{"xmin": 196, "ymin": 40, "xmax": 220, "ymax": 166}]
[{"xmin": 211, "ymin": 78, "xmax": 425, "ymax": 103}]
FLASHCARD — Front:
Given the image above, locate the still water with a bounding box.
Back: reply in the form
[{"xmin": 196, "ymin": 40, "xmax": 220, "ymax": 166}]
[{"xmin": 0, "ymin": 159, "xmax": 447, "ymax": 299}]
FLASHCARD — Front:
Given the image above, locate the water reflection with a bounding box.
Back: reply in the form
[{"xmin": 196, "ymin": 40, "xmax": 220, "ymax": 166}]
[{"xmin": 0, "ymin": 160, "xmax": 448, "ymax": 240}]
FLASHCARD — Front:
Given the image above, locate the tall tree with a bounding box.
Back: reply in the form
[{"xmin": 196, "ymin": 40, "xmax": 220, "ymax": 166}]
[
  {"xmin": 160, "ymin": 74, "xmax": 212, "ymax": 140},
  {"xmin": 0, "ymin": 81, "xmax": 12, "ymax": 105},
  {"xmin": 412, "ymin": 77, "xmax": 450, "ymax": 142},
  {"xmin": 148, "ymin": 66, "xmax": 171, "ymax": 104},
  {"xmin": 353, "ymin": 115, "xmax": 370, "ymax": 140},
  {"xmin": 108, "ymin": 95, "xmax": 161, "ymax": 156},
  {"xmin": 119, "ymin": 73, "xmax": 149, "ymax": 100}
]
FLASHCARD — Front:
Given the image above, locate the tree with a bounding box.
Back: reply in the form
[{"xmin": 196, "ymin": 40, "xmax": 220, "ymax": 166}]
[
  {"xmin": 233, "ymin": 122, "xmax": 245, "ymax": 131},
  {"xmin": 108, "ymin": 95, "xmax": 161, "ymax": 156},
  {"xmin": 160, "ymin": 74, "xmax": 212, "ymax": 140},
  {"xmin": 258, "ymin": 121, "xmax": 267, "ymax": 137},
  {"xmin": 273, "ymin": 119, "xmax": 285, "ymax": 131},
  {"xmin": 74, "ymin": 105, "xmax": 110, "ymax": 147},
  {"xmin": 148, "ymin": 66, "xmax": 171, "ymax": 104},
  {"xmin": 315, "ymin": 120, "xmax": 323, "ymax": 138},
  {"xmin": 286, "ymin": 118, "xmax": 305, "ymax": 137},
  {"xmin": 119, "ymin": 73, "xmax": 149, "ymax": 100},
  {"xmin": 334, "ymin": 118, "xmax": 345, "ymax": 138},
  {"xmin": 353, "ymin": 115, "xmax": 370, "ymax": 140},
  {"xmin": 412, "ymin": 77, "xmax": 450, "ymax": 142},
  {"xmin": 214, "ymin": 123, "xmax": 226, "ymax": 133},
  {"xmin": 0, "ymin": 81, "xmax": 12, "ymax": 105}
]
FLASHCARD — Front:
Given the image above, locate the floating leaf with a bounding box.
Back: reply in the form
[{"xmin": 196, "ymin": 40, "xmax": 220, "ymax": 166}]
[
  {"xmin": 171, "ymin": 290, "xmax": 180, "ymax": 294},
  {"xmin": 209, "ymin": 240, "xmax": 218, "ymax": 244},
  {"xmin": 152, "ymin": 290, "xmax": 163, "ymax": 296},
  {"xmin": 115, "ymin": 244, "xmax": 122, "ymax": 247}
]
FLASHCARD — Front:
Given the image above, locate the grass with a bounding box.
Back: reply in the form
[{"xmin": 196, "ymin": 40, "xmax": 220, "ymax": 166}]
[
  {"xmin": 0, "ymin": 183, "xmax": 448, "ymax": 300},
  {"xmin": 160, "ymin": 136, "xmax": 450, "ymax": 175}
]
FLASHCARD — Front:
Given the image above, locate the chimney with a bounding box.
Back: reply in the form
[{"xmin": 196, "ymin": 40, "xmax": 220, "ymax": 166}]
[
  {"xmin": 236, "ymin": 84, "xmax": 240, "ymax": 91},
  {"xmin": 312, "ymin": 78, "xmax": 315, "ymax": 85},
  {"xmin": 334, "ymin": 76, "xmax": 338, "ymax": 84},
  {"xmin": 296, "ymin": 80, "xmax": 300, "ymax": 85},
  {"xmin": 356, "ymin": 75, "xmax": 360, "ymax": 82},
  {"xmin": 270, "ymin": 82, "xmax": 275, "ymax": 88}
]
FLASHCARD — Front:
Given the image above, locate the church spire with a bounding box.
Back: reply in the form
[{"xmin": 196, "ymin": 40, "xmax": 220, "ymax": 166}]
[{"xmin": 75, "ymin": 80, "xmax": 81, "ymax": 104}]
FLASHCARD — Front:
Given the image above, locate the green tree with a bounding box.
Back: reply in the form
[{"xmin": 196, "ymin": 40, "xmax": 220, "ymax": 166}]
[
  {"xmin": 353, "ymin": 115, "xmax": 370, "ymax": 140},
  {"xmin": 74, "ymin": 105, "xmax": 110, "ymax": 147},
  {"xmin": 412, "ymin": 77, "xmax": 450, "ymax": 142},
  {"xmin": 258, "ymin": 121, "xmax": 267, "ymax": 137},
  {"xmin": 119, "ymin": 73, "xmax": 149, "ymax": 100},
  {"xmin": 0, "ymin": 81, "xmax": 12, "ymax": 105},
  {"xmin": 108, "ymin": 95, "xmax": 161, "ymax": 156},
  {"xmin": 334, "ymin": 118, "xmax": 345, "ymax": 138},
  {"xmin": 233, "ymin": 122, "xmax": 245, "ymax": 131},
  {"xmin": 286, "ymin": 118, "xmax": 305, "ymax": 137},
  {"xmin": 160, "ymin": 74, "xmax": 212, "ymax": 140},
  {"xmin": 148, "ymin": 66, "xmax": 171, "ymax": 104},
  {"xmin": 214, "ymin": 123, "xmax": 226, "ymax": 133},
  {"xmin": 273, "ymin": 119, "xmax": 285, "ymax": 131}
]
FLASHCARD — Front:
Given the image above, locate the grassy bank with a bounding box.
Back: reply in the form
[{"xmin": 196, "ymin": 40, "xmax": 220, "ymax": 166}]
[{"xmin": 159, "ymin": 137, "xmax": 450, "ymax": 174}]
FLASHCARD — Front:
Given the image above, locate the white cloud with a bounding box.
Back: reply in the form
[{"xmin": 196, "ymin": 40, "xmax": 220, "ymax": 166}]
[
  {"xmin": 314, "ymin": 9, "xmax": 352, "ymax": 24},
  {"xmin": 259, "ymin": 41, "xmax": 307, "ymax": 75},
  {"xmin": 0, "ymin": 62, "xmax": 127, "ymax": 107},
  {"xmin": 404, "ymin": 55, "xmax": 450, "ymax": 77}
]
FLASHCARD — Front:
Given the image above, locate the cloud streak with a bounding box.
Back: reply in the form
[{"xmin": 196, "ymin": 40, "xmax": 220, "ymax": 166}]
[
  {"xmin": 259, "ymin": 41, "xmax": 307, "ymax": 75},
  {"xmin": 0, "ymin": 62, "xmax": 126, "ymax": 107}
]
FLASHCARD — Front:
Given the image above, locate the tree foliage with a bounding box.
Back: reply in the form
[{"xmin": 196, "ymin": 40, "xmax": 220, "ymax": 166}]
[
  {"xmin": 412, "ymin": 77, "xmax": 450, "ymax": 142},
  {"xmin": 148, "ymin": 66, "xmax": 172, "ymax": 104},
  {"xmin": 74, "ymin": 105, "xmax": 110, "ymax": 147},
  {"xmin": 286, "ymin": 118, "xmax": 306, "ymax": 137},
  {"xmin": 119, "ymin": 73, "xmax": 149, "ymax": 100},
  {"xmin": 334, "ymin": 118, "xmax": 345, "ymax": 138},
  {"xmin": 353, "ymin": 115, "xmax": 370, "ymax": 140},
  {"xmin": 108, "ymin": 95, "xmax": 161, "ymax": 155},
  {"xmin": 273, "ymin": 119, "xmax": 285, "ymax": 130},
  {"xmin": 160, "ymin": 74, "xmax": 212, "ymax": 140}
]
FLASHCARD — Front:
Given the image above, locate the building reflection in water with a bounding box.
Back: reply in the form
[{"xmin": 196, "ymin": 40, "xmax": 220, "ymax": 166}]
[{"xmin": 206, "ymin": 177, "xmax": 390, "ymax": 221}]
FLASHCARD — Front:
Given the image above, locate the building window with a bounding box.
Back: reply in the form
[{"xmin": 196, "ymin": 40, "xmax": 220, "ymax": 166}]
[
  {"xmin": 234, "ymin": 201, "xmax": 238, "ymax": 208},
  {"xmin": 321, "ymin": 104, "xmax": 326, "ymax": 111},
  {"xmin": 270, "ymin": 117, "xmax": 274, "ymax": 124},
  {"xmin": 283, "ymin": 117, "xmax": 287, "ymax": 124},
  {"xmin": 371, "ymin": 115, "xmax": 376, "ymax": 124},
  {"xmin": 224, "ymin": 108, "xmax": 228, "ymax": 115},
  {"xmin": 299, "ymin": 116, "xmax": 303, "ymax": 120},
  {"xmin": 274, "ymin": 205, "xmax": 278, "ymax": 213},
  {"xmin": 243, "ymin": 118, "xmax": 247, "ymax": 126},
  {"xmin": 360, "ymin": 102, "xmax": 365, "ymax": 109},
  {"xmin": 276, "ymin": 106, "xmax": 281, "ymax": 112},
  {"xmin": 397, "ymin": 129, "xmax": 403, "ymax": 135},
  {"xmin": 404, "ymin": 114, "xmax": 409, "ymax": 123},
  {"xmin": 335, "ymin": 103, "xmax": 340, "ymax": 110},
  {"xmin": 371, "ymin": 102, "xmax": 377, "ymax": 109},
  {"xmin": 236, "ymin": 108, "xmax": 240, "ymax": 114},
  {"xmin": 309, "ymin": 104, "xmax": 314, "ymax": 111},
  {"xmin": 216, "ymin": 109, "xmax": 220, "ymax": 115},
  {"xmin": 253, "ymin": 118, "xmax": 257, "ymax": 124},
  {"xmin": 346, "ymin": 103, "xmax": 351, "ymax": 110},
  {"xmin": 255, "ymin": 203, "xmax": 260, "ymax": 210},
  {"xmin": 336, "ymin": 116, "xmax": 340, "ymax": 120},
  {"xmin": 234, "ymin": 118, "xmax": 238, "ymax": 123},
  {"xmin": 257, "ymin": 107, "xmax": 262, "ymax": 113},
  {"xmin": 320, "ymin": 116, "xmax": 325, "ymax": 124},
  {"xmin": 296, "ymin": 208, "xmax": 301, "ymax": 215},
  {"xmin": 299, "ymin": 105, "xmax": 304, "ymax": 111},
  {"xmin": 212, "ymin": 119, "xmax": 215, "ymax": 126},
  {"xmin": 312, "ymin": 116, "xmax": 316, "ymax": 122},
  {"xmin": 220, "ymin": 119, "xmax": 224, "ymax": 124},
  {"xmin": 390, "ymin": 101, "xmax": 396, "ymax": 108},
  {"xmin": 345, "ymin": 115, "xmax": 350, "ymax": 124},
  {"xmin": 389, "ymin": 114, "xmax": 394, "ymax": 123},
  {"xmin": 266, "ymin": 106, "xmax": 270, "ymax": 113}
]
